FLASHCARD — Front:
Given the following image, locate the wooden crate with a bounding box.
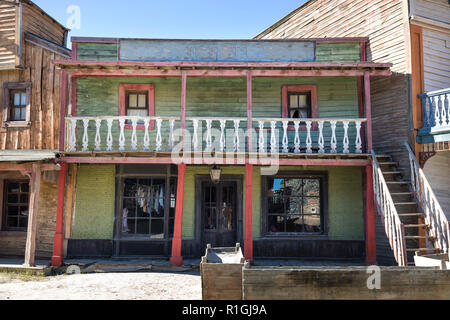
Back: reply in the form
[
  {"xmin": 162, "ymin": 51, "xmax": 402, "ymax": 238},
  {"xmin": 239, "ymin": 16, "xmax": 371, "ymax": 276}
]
[{"xmin": 200, "ymin": 243, "xmax": 245, "ymax": 300}]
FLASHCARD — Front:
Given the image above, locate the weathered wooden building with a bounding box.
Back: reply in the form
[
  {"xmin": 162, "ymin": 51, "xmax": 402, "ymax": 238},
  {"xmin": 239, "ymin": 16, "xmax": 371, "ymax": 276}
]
[
  {"xmin": 52, "ymin": 36, "xmax": 397, "ymax": 266},
  {"xmin": 255, "ymin": 0, "xmax": 449, "ymax": 265},
  {"xmin": 0, "ymin": 0, "xmax": 70, "ymax": 265}
]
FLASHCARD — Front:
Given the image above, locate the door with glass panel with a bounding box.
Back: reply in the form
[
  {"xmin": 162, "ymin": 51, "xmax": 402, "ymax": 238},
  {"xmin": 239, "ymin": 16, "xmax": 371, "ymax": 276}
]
[{"xmin": 202, "ymin": 182, "xmax": 237, "ymax": 249}]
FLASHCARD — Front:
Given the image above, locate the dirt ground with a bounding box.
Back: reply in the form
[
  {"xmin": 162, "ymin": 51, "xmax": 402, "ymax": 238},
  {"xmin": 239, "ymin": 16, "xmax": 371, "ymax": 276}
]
[{"xmin": 0, "ymin": 270, "xmax": 202, "ymax": 300}]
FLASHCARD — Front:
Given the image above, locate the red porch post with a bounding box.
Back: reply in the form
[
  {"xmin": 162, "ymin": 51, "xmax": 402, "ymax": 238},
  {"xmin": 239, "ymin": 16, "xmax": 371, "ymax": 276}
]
[
  {"xmin": 51, "ymin": 162, "xmax": 68, "ymax": 266},
  {"xmin": 244, "ymin": 163, "xmax": 253, "ymax": 262},
  {"xmin": 364, "ymin": 71, "xmax": 373, "ymax": 151},
  {"xmin": 365, "ymin": 164, "xmax": 377, "ymax": 265},
  {"xmin": 170, "ymin": 163, "xmax": 186, "ymax": 266}
]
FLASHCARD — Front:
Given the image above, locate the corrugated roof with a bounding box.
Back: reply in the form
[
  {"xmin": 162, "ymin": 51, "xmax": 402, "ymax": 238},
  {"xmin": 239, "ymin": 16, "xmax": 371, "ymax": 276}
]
[{"xmin": 0, "ymin": 150, "xmax": 58, "ymax": 162}]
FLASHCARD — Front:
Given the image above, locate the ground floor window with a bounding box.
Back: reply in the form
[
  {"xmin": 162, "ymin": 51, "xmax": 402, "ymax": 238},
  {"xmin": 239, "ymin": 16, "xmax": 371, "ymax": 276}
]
[
  {"xmin": 120, "ymin": 177, "xmax": 176, "ymax": 239},
  {"xmin": 263, "ymin": 173, "xmax": 326, "ymax": 235},
  {"xmin": 2, "ymin": 180, "xmax": 29, "ymax": 231}
]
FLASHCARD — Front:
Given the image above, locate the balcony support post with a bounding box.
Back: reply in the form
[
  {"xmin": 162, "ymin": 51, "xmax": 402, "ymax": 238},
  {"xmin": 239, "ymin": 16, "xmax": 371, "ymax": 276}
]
[
  {"xmin": 51, "ymin": 162, "xmax": 68, "ymax": 266},
  {"xmin": 59, "ymin": 70, "xmax": 67, "ymax": 152},
  {"xmin": 364, "ymin": 71, "xmax": 373, "ymax": 151}
]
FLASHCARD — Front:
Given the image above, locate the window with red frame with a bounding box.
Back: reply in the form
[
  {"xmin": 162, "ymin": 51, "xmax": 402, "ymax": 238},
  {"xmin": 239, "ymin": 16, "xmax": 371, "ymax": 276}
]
[
  {"xmin": 282, "ymin": 85, "xmax": 318, "ymax": 126},
  {"xmin": 119, "ymin": 84, "xmax": 155, "ymax": 129}
]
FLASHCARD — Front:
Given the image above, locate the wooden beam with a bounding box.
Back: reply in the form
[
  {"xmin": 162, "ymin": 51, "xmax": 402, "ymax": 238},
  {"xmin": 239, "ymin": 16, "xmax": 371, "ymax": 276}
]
[
  {"xmin": 170, "ymin": 163, "xmax": 186, "ymax": 267},
  {"xmin": 51, "ymin": 162, "xmax": 68, "ymax": 266},
  {"xmin": 0, "ymin": 163, "xmax": 60, "ymax": 172},
  {"xmin": 55, "ymin": 59, "xmax": 392, "ymax": 69},
  {"xmin": 244, "ymin": 163, "xmax": 253, "ymax": 262},
  {"xmin": 67, "ymin": 69, "xmax": 391, "ymax": 78},
  {"xmin": 24, "ymin": 164, "xmax": 41, "ymax": 267}
]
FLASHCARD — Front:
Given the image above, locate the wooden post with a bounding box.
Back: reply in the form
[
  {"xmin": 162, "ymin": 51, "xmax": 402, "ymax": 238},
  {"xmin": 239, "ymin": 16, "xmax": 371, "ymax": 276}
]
[
  {"xmin": 180, "ymin": 71, "xmax": 187, "ymax": 151},
  {"xmin": 64, "ymin": 164, "xmax": 77, "ymax": 239},
  {"xmin": 24, "ymin": 164, "xmax": 41, "ymax": 267},
  {"xmin": 170, "ymin": 163, "xmax": 186, "ymax": 266},
  {"xmin": 247, "ymin": 71, "xmax": 253, "ymax": 153},
  {"xmin": 59, "ymin": 70, "xmax": 67, "ymax": 152},
  {"xmin": 51, "ymin": 162, "xmax": 68, "ymax": 266},
  {"xmin": 244, "ymin": 163, "xmax": 253, "ymax": 262},
  {"xmin": 364, "ymin": 71, "xmax": 373, "ymax": 151},
  {"xmin": 365, "ymin": 164, "xmax": 377, "ymax": 265}
]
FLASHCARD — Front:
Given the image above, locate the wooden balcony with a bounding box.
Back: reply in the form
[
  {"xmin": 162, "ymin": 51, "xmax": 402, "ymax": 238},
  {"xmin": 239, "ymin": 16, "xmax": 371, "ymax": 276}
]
[
  {"xmin": 417, "ymin": 88, "xmax": 450, "ymax": 144},
  {"xmin": 64, "ymin": 115, "xmax": 367, "ymax": 156}
]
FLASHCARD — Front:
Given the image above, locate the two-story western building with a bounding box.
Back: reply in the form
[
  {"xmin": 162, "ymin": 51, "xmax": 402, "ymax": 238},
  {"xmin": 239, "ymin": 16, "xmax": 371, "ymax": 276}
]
[
  {"xmin": 51, "ymin": 36, "xmax": 398, "ymax": 266},
  {"xmin": 0, "ymin": 0, "xmax": 70, "ymax": 266}
]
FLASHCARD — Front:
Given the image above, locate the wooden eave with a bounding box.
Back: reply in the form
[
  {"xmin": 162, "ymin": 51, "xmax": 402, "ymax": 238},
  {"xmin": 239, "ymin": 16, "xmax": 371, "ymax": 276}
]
[{"xmin": 52, "ymin": 60, "xmax": 392, "ymax": 77}]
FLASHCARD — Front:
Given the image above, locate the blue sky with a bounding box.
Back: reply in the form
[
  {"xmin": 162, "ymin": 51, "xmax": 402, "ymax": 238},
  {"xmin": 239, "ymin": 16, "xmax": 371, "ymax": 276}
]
[{"xmin": 33, "ymin": 0, "xmax": 306, "ymax": 43}]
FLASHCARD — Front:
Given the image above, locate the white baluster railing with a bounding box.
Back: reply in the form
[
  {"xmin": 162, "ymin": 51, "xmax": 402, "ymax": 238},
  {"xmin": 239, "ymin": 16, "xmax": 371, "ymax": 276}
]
[
  {"xmin": 371, "ymin": 150, "xmax": 408, "ymax": 267},
  {"xmin": 65, "ymin": 116, "xmax": 367, "ymax": 155},
  {"xmin": 65, "ymin": 116, "xmax": 180, "ymax": 152},
  {"xmin": 405, "ymin": 142, "xmax": 449, "ymax": 254},
  {"xmin": 251, "ymin": 118, "xmax": 367, "ymax": 155}
]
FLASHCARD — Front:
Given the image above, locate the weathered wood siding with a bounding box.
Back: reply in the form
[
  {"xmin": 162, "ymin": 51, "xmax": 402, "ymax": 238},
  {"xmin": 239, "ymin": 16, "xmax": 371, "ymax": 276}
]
[
  {"xmin": 0, "ymin": 41, "xmax": 66, "ymax": 150},
  {"xmin": 255, "ymin": 0, "xmax": 412, "ymax": 170},
  {"xmin": 21, "ymin": 1, "xmax": 67, "ymax": 46},
  {"xmin": 423, "ymin": 151, "xmax": 450, "ymax": 220},
  {"xmin": 76, "ymin": 42, "xmax": 118, "ymax": 61},
  {"xmin": 422, "ymin": 27, "xmax": 450, "ymax": 91},
  {"xmin": 409, "ymin": 0, "xmax": 450, "ymax": 24},
  {"xmin": 0, "ymin": 0, "xmax": 18, "ymax": 69},
  {"xmin": 315, "ymin": 43, "xmax": 361, "ymax": 62}
]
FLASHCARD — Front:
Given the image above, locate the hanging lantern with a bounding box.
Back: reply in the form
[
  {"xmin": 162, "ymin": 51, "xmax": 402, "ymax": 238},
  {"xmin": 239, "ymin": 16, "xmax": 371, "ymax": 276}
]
[{"xmin": 210, "ymin": 166, "xmax": 222, "ymax": 184}]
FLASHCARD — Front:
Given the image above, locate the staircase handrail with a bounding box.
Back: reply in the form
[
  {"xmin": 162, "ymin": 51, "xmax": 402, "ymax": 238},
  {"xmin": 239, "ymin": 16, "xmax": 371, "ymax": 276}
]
[
  {"xmin": 371, "ymin": 150, "xmax": 408, "ymax": 266},
  {"xmin": 405, "ymin": 142, "xmax": 450, "ymax": 254}
]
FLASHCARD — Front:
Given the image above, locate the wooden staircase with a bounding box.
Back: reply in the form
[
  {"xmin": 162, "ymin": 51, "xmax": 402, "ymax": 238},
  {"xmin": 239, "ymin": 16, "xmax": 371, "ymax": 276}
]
[{"xmin": 375, "ymin": 154, "xmax": 442, "ymax": 265}]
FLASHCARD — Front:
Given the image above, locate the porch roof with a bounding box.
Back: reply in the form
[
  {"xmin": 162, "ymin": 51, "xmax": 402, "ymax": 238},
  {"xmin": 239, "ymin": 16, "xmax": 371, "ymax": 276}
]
[{"xmin": 0, "ymin": 150, "xmax": 58, "ymax": 162}]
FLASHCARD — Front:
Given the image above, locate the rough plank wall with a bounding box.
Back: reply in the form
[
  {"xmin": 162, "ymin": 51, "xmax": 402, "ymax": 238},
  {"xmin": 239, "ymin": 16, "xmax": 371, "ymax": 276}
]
[
  {"xmin": 422, "ymin": 27, "xmax": 450, "ymax": 91},
  {"xmin": 0, "ymin": 40, "xmax": 65, "ymax": 150},
  {"xmin": 76, "ymin": 43, "xmax": 118, "ymax": 61},
  {"xmin": 71, "ymin": 165, "xmax": 116, "ymax": 239},
  {"xmin": 21, "ymin": 2, "xmax": 66, "ymax": 46},
  {"xmin": 0, "ymin": 1, "xmax": 17, "ymax": 69}
]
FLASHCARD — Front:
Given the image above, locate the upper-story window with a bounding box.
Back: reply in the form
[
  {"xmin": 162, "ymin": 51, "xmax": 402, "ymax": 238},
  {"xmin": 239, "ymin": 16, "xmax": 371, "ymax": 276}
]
[
  {"xmin": 282, "ymin": 85, "xmax": 318, "ymax": 128},
  {"xmin": 126, "ymin": 91, "xmax": 148, "ymax": 118},
  {"xmin": 119, "ymin": 84, "xmax": 155, "ymax": 129},
  {"xmin": 288, "ymin": 92, "xmax": 311, "ymax": 119},
  {"xmin": 2, "ymin": 82, "xmax": 32, "ymax": 127}
]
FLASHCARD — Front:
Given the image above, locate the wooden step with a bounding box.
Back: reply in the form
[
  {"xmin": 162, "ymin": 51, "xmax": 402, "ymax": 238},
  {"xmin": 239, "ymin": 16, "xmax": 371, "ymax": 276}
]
[
  {"xmin": 405, "ymin": 235, "xmax": 434, "ymax": 240},
  {"xmin": 391, "ymin": 192, "xmax": 414, "ymax": 196},
  {"xmin": 398, "ymin": 213, "xmax": 423, "ymax": 217},
  {"xmin": 379, "ymin": 161, "xmax": 398, "ymax": 166},
  {"xmin": 394, "ymin": 202, "xmax": 417, "ymax": 206},
  {"xmin": 406, "ymin": 248, "xmax": 440, "ymax": 252},
  {"xmin": 386, "ymin": 181, "xmax": 410, "ymax": 185},
  {"xmin": 404, "ymin": 224, "xmax": 429, "ymax": 228},
  {"xmin": 382, "ymin": 171, "xmax": 402, "ymax": 175}
]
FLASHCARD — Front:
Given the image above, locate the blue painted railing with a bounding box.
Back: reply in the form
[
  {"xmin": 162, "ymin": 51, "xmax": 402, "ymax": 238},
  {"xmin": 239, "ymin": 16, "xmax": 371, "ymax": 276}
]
[{"xmin": 419, "ymin": 88, "xmax": 450, "ymax": 132}]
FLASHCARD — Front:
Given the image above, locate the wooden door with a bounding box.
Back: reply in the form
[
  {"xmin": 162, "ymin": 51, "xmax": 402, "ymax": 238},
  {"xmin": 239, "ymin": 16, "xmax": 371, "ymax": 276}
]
[{"xmin": 202, "ymin": 181, "xmax": 237, "ymax": 250}]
